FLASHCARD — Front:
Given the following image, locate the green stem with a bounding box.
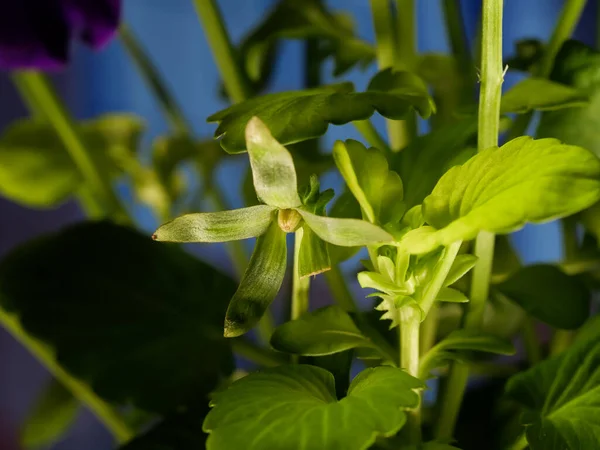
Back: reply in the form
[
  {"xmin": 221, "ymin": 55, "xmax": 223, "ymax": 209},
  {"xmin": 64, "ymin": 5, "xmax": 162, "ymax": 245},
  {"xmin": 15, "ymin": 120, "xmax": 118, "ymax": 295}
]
[
  {"xmin": 508, "ymin": 0, "xmax": 586, "ymax": 140},
  {"xmin": 11, "ymin": 72, "xmax": 128, "ymax": 223},
  {"xmin": 395, "ymin": 0, "xmax": 416, "ymax": 70},
  {"xmin": 119, "ymin": 25, "xmax": 191, "ymax": 135},
  {"xmin": 442, "ymin": 0, "xmax": 474, "ymax": 102},
  {"xmin": 370, "ymin": 0, "xmax": 410, "ymax": 151},
  {"xmin": 353, "ymin": 120, "xmax": 392, "ymax": 153},
  {"xmin": 562, "ymin": 216, "xmax": 579, "ymax": 261},
  {"xmin": 193, "ymin": 0, "xmax": 251, "ymax": 103},
  {"xmin": 508, "ymin": 432, "xmax": 529, "ymax": 450},
  {"xmin": 0, "ymin": 309, "xmax": 133, "ymax": 443},
  {"xmin": 324, "ymin": 266, "xmax": 357, "ymax": 312},
  {"xmin": 522, "ymin": 317, "xmax": 542, "ymax": 365},
  {"xmin": 420, "ymin": 303, "xmax": 438, "ymax": 356},
  {"xmin": 231, "ymin": 338, "xmax": 287, "ymax": 367},
  {"xmin": 399, "ymin": 307, "xmax": 422, "ymax": 444},
  {"xmin": 292, "ymin": 229, "xmax": 310, "ymax": 321},
  {"xmin": 436, "ymin": 0, "xmax": 504, "ymax": 438},
  {"xmin": 419, "ymin": 241, "xmax": 462, "ymax": 315}
]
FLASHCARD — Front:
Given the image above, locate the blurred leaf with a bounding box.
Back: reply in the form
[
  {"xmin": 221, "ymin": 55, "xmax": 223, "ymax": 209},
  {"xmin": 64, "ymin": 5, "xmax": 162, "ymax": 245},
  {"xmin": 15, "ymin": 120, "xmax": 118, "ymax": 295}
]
[
  {"xmin": 203, "ymin": 365, "xmax": 424, "ymax": 450},
  {"xmin": 209, "ymin": 69, "xmax": 434, "ymax": 153},
  {"xmin": 270, "ymin": 305, "xmax": 374, "ymax": 356},
  {"xmin": 497, "ymin": 264, "xmax": 590, "ymax": 330},
  {"xmin": 0, "ymin": 222, "xmax": 235, "ymax": 413},
  {"xmin": 506, "ymin": 39, "xmax": 545, "ymax": 72},
  {"xmin": 20, "ymin": 379, "xmax": 79, "ymax": 450},
  {"xmin": 500, "ymin": 78, "xmax": 588, "ymax": 114},
  {"xmin": 491, "ymin": 235, "xmax": 521, "ymax": 283},
  {"xmin": 298, "ymin": 225, "xmax": 331, "ymax": 277},
  {"xmin": 505, "ymin": 314, "xmax": 600, "ymax": 449},
  {"xmin": 401, "ymin": 137, "xmax": 600, "ymax": 254},
  {"xmin": 153, "ymin": 205, "xmax": 276, "ymax": 243},
  {"xmin": 436, "ymin": 287, "xmax": 469, "ymax": 303},
  {"xmin": 0, "ymin": 115, "xmax": 142, "ymax": 207},
  {"xmin": 224, "ymin": 221, "xmax": 287, "ymax": 337},
  {"xmin": 537, "ymin": 40, "xmax": 600, "ymax": 158},
  {"xmin": 444, "ymin": 254, "xmax": 478, "ymax": 287}
]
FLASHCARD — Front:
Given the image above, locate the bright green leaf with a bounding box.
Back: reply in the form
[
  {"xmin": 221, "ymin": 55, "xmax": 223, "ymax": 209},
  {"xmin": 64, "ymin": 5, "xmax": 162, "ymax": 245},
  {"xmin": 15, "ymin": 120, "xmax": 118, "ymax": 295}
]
[
  {"xmin": 270, "ymin": 305, "xmax": 373, "ymax": 356},
  {"xmin": 0, "ymin": 222, "xmax": 235, "ymax": 413},
  {"xmin": 505, "ymin": 315, "xmax": 600, "ymax": 449},
  {"xmin": 20, "ymin": 379, "xmax": 79, "ymax": 450},
  {"xmin": 299, "ymin": 225, "xmax": 331, "ymax": 277},
  {"xmin": 153, "ymin": 205, "xmax": 276, "ymax": 243},
  {"xmin": 500, "ymin": 78, "xmax": 588, "ymax": 114},
  {"xmin": 208, "ymin": 69, "xmax": 434, "ymax": 153},
  {"xmin": 420, "ymin": 329, "xmax": 515, "ymax": 379},
  {"xmin": 225, "ymin": 221, "xmax": 287, "ymax": 337},
  {"xmin": 245, "ymin": 117, "xmax": 303, "ymax": 208},
  {"xmin": 444, "ymin": 254, "xmax": 478, "ymax": 286},
  {"xmin": 297, "ymin": 209, "xmax": 394, "ymax": 247},
  {"xmin": 403, "ymin": 137, "xmax": 600, "ymax": 254},
  {"xmin": 497, "ymin": 264, "xmax": 590, "ymax": 330},
  {"xmin": 203, "ymin": 365, "xmax": 424, "ymax": 450},
  {"xmin": 436, "ymin": 287, "xmax": 469, "ymax": 303}
]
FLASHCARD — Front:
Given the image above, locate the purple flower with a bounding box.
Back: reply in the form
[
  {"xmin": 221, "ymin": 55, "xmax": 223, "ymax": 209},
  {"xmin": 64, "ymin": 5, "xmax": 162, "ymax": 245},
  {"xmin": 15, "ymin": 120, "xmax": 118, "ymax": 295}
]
[{"xmin": 0, "ymin": 0, "xmax": 121, "ymax": 70}]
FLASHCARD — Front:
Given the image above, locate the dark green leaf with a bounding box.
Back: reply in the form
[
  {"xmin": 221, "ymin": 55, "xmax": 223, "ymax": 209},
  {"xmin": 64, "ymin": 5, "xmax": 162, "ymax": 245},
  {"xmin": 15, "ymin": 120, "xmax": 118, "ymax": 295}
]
[
  {"xmin": 224, "ymin": 221, "xmax": 287, "ymax": 337},
  {"xmin": 500, "ymin": 78, "xmax": 587, "ymax": 114},
  {"xmin": 420, "ymin": 329, "xmax": 515, "ymax": 379},
  {"xmin": 537, "ymin": 40, "xmax": 600, "ymax": 158},
  {"xmin": 506, "ymin": 39, "xmax": 544, "ymax": 72},
  {"xmin": 153, "ymin": 205, "xmax": 276, "ymax": 243},
  {"xmin": 209, "ymin": 69, "xmax": 434, "ymax": 153},
  {"xmin": 497, "ymin": 264, "xmax": 590, "ymax": 329},
  {"xmin": 401, "ymin": 137, "xmax": 600, "ymax": 254},
  {"xmin": 270, "ymin": 305, "xmax": 374, "ymax": 356},
  {"xmin": 505, "ymin": 315, "xmax": 600, "ymax": 449},
  {"xmin": 20, "ymin": 379, "xmax": 79, "ymax": 449},
  {"xmin": 203, "ymin": 365, "xmax": 424, "ymax": 450},
  {"xmin": 0, "ymin": 222, "xmax": 234, "ymax": 413}
]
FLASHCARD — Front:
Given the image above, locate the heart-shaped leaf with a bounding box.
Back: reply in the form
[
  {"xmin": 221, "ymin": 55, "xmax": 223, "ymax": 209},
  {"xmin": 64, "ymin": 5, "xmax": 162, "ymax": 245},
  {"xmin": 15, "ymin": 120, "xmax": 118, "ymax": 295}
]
[
  {"xmin": 496, "ymin": 264, "xmax": 590, "ymax": 329},
  {"xmin": 203, "ymin": 365, "xmax": 424, "ymax": 450},
  {"xmin": 420, "ymin": 329, "xmax": 515, "ymax": 379},
  {"xmin": 400, "ymin": 136, "xmax": 600, "ymax": 254},
  {"xmin": 208, "ymin": 69, "xmax": 434, "ymax": 153},
  {"xmin": 270, "ymin": 305, "xmax": 375, "ymax": 356},
  {"xmin": 500, "ymin": 78, "xmax": 588, "ymax": 114},
  {"xmin": 505, "ymin": 315, "xmax": 600, "ymax": 449},
  {"xmin": 0, "ymin": 222, "xmax": 235, "ymax": 413}
]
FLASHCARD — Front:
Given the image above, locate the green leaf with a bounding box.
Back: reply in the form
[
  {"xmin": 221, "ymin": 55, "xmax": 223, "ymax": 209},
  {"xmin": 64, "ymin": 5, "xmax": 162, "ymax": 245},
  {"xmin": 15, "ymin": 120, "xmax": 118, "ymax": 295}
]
[
  {"xmin": 392, "ymin": 118, "xmax": 478, "ymax": 209},
  {"xmin": 333, "ymin": 139, "xmax": 405, "ymax": 225},
  {"xmin": 203, "ymin": 365, "xmax": 424, "ymax": 450},
  {"xmin": 436, "ymin": 287, "xmax": 469, "ymax": 303},
  {"xmin": 402, "ymin": 136, "xmax": 600, "ymax": 254},
  {"xmin": 299, "ymin": 225, "xmax": 331, "ymax": 277},
  {"xmin": 537, "ymin": 40, "xmax": 600, "ymax": 158},
  {"xmin": 209, "ymin": 69, "xmax": 434, "ymax": 153},
  {"xmin": 224, "ymin": 221, "xmax": 287, "ymax": 337},
  {"xmin": 153, "ymin": 205, "xmax": 276, "ymax": 243},
  {"xmin": 245, "ymin": 117, "xmax": 303, "ymax": 208},
  {"xmin": 505, "ymin": 315, "xmax": 600, "ymax": 449},
  {"xmin": 0, "ymin": 222, "xmax": 235, "ymax": 413},
  {"xmin": 270, "ymin": 305, "xmax": 374, "ymax": 356},
  {"xmin": 500, "ymin": 78, "xmax": 588, "ymax": 114},
  {"xmin": 497, "ymin": 264, "xmax": 590, "ymax": 329},
  {"xmin": 20, "ymin": 379, "xmax": 79, "ymax": 449},
  {"xmin": 420, "ymin": 329, "xmax": 515, "ymax": 378},
  {"xmin": 298, "ymin": 209, "xmax": 394, "ymax": 247},
  {"xmin": 119, "ymin": 409, "xmax": 207, "ymax": 450},
  {"xmin": 444, "ymin": 254, "xmax": 478, "ymax": 286},
  {"xmin": 0, "ymin": 115, "xmax": 142, "ymax": 207}
]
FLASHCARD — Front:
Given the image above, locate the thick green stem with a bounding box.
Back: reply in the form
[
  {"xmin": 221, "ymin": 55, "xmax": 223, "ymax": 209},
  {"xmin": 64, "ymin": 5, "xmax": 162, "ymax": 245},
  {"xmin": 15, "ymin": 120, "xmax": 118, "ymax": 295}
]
[
  {"xmin": 292, "ymin": 229, "xmax": 310, "ymax": 321},
  {"xmin": 508, "ymin": 0, "xmax": 586, "ymax": 140},
  {"xmin": 370, "ymin": 0, "xmax": 410, "ymax": 151},
  {"xmin": 0, "ymin": 309, "xmax": 133, "ymax": 443},
  {"xmin": 395, "ymin": 0, "xmax": 416, "ymax": 70},
  {"xmin": 119, "ymin": 25, "xmax": 191, "ymax": 135},
  {"xmin": 442, "ymin": 0, "xmax": 474, "ymax": 102},
  {"xmin": 400, "ymin": 307, "xmax": 422, "ymax": 444},
  {"xmin": 193, "ymin": 0, "xmax": 251, "ymax": 103},
  {"xmin": 420, "ymin": 303, "xmax": 439, "ymax": 356},
  {"xmin": 11, "ymin": 72, "xmax": 128, "ymax": 223},
  {"xmin": 419, "ymin": 241, "xmax": 463, "ymax": 316},
  {"xmin": 436, "ymin": 0, "xmax": 503, "ymax": 438}
]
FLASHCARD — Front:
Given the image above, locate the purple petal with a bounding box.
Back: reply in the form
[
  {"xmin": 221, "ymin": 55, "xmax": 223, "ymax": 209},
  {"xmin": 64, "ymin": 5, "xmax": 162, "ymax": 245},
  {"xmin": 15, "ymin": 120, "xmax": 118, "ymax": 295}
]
[
  {"xmin": 61, "ymin": 0, "xmax": 121, "ymax": 49},
  {"xmin": 0, "ymin": 0, "xmax": 70, "ymax": 70}
]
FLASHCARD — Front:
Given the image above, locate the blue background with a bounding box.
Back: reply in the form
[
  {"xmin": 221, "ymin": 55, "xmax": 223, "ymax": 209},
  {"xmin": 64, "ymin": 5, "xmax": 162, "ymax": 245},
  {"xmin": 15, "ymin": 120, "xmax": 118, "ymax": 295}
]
[{"xmin": 0, "ymin": 1, "xmax": 597, "ymax": 448}]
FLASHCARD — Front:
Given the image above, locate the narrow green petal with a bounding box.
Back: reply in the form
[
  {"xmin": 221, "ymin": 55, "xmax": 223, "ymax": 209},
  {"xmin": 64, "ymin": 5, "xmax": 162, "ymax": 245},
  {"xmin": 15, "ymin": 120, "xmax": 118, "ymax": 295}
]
[
  {"xmin": 224, "ymin": 221, "xmax": 287, "ymax": 337},
  {"xmin": 245, "ymin": 117, "xmax": 302, "ymax": 208},
  {"xmin": 153, "ymin": 205, "xmax": 276, "ymax": 243},
  {"xmin": 297, "ymin": 209, "xmax": 393, "ymax": 247}
]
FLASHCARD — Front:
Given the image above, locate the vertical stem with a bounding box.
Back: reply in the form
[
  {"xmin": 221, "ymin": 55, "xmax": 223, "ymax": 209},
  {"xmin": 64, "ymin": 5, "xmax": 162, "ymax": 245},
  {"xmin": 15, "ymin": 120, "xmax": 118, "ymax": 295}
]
[
  {"xmin": 353, "ymin": 120, "xmax": 392, "ymax": 153},
  {"xmin": 522, "ymin": 317, "xmax": 542, "ymax": 365},
  {"xmin": 436, "ymin": 0, "xmax": 504, "ymax": 439},
  {"xmin": 324, "ymin": 266, "xmax": 357, "ymax": 312},
  {"xmin": 292, "ymin": 228, "xmax": 310, "ymax": 321},
  {"xmin": 11, "ymin": 72, "xmax": 128, "ymax": 223},
  {"xmin": 0, "ymin": 310, "xmax": 133, "ymax": 443},
  {"xmin": 119, "ymin": 25, "xmax": 191, "ymax": 135},
  {"xmin": 395, "ymin": 0, "xmax": 416, "ymax": 70},
  {"xmin": 193, "ymin": 0, "xmax": 251, "ymax": 103},
  {"xmin": 420, "ymin": 303, "xmax": 439, "ymax": 356},
  {"xmin": 400, "ymin": 308, "xmax": 422, "ymax": 444},
  {"xmin": 370, "ymin": 0, "xmax": 410, "ymax": 151}
]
